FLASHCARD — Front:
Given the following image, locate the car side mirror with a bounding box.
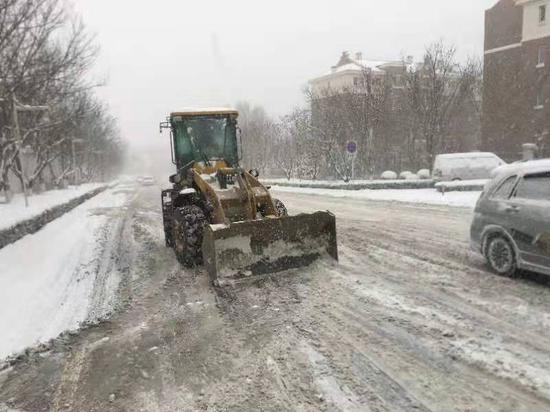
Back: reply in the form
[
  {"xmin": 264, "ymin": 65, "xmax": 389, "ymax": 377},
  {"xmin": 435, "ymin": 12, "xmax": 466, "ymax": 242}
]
[{"xmin": 169, "ymin": 173, "xmax": 182, "ymax": 184}]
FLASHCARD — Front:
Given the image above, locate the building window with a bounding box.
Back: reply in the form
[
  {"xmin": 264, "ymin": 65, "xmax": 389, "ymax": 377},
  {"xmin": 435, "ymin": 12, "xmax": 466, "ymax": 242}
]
[
  {"xmin": 536, "ymin": 87, "xmax": 544, "ymax": 108},
  {"xmin": 540, "ymin": 5, "xmax": 547, "ymax": 24},
  {"xmin": 538, "ymin": 46, "xmax": 546, "ymax": 66},
  {"xmin": 353, "ymin": 77, "xmax": 361, "ymax": 87}
]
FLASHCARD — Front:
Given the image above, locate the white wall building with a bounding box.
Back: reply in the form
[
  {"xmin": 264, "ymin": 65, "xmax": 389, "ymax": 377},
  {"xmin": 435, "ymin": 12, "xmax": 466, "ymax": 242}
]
[{"xmin": 309, "ymin": 51, "xmax": 412, "ymax": 97}]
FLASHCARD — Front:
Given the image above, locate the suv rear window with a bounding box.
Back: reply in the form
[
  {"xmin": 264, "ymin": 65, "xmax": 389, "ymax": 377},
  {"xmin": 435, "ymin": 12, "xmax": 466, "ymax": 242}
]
[
  {"xmin": 492, "ymin": 175, "xmax": 517, "ymax": 199},
  {"xmin": 514, "ymin": 173, "xmax": 550, "ymax": 200}
]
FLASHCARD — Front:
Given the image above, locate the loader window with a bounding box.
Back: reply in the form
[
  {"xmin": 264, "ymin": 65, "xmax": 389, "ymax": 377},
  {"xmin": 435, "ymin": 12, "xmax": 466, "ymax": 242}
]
[{"xmin": 171, "ymin": 116, "xmax": 238, "ymax": 169}]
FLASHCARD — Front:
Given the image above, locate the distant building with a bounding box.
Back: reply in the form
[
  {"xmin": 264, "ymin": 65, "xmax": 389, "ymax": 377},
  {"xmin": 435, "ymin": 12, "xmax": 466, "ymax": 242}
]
[
  {"xmin": 483, "ymin": 0, "xmax": 550, "ymax": 160},
  {"xmin": 308, "ymin": 51, "xmax": 411, "ymax": 97}
]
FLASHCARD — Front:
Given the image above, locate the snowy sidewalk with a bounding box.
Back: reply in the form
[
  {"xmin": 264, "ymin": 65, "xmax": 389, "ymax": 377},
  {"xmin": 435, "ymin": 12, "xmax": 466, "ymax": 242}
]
[
  {"xmin": 0, "ymin": 188, "xmax": 132, "ymax": 360},
  {"xmin": 271, "ymin": 185, "xmax": 482, "ymax": 208},
  {"xmin": 0, "ymin": 184, "xmax": 104, "ymax": 231}
]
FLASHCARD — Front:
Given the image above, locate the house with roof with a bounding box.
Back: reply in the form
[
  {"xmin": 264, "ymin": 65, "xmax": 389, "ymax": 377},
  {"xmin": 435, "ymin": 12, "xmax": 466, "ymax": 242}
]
[{"xmin": 308, "ymin": 51, "xmax": 411, "ymax": 97}]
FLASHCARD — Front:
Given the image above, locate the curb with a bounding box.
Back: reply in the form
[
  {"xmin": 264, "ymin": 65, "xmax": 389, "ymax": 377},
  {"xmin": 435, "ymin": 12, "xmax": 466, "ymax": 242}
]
[
  {"xmin": 262, "ymin": 180, "xmax": 435, "ymax": 191},
  {"xmin": 435, "ymin": 183, "xmax": 486, "ymax": 193},
  {"xmin": 0, "ymin": 186, "xmax": 108, "ymax": 250}
]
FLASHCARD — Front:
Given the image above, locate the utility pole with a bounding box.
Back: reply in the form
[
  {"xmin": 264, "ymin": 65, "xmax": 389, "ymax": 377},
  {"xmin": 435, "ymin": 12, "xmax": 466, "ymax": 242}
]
[
  {"xmin": 93, "ymin": 150, "xmax": 105, "ymax": 182},
  {"xmin": 12, "ymin": 97, "xmax": 29, "ymax": 207},
  {"xmin": 11, "ymin": 94, "xmax": 49, "ymax": 207},
  {"xmin": 71, "ymin": 138, "xmax": 85, "ymax": 185}
]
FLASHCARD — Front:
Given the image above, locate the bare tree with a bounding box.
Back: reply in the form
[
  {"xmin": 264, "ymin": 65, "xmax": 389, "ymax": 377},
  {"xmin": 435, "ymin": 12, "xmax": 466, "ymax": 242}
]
[
  {"xmin": 274, "ymin": 114, "xmax": 297, "ymax": 180},
  {"xmin": 235, "ymin": 101, "xmax": 277, "ymax": 175},
  {"xmin": 306, "ymin": 66, "xmax": 390, "ymax": 179},
  {"xmin": 0, "ymin": 0, "xmax": 121, "ymax": 198},
  {"xmin": 404, "ymin": 41, "xmax": 480, "ymax": 166}
]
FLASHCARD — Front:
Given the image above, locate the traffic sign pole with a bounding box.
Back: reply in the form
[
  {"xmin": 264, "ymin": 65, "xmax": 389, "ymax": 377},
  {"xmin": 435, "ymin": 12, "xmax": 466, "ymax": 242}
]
[{"xmin": 346, "ymin": 141, "xmax": 358, "ymax": 181}]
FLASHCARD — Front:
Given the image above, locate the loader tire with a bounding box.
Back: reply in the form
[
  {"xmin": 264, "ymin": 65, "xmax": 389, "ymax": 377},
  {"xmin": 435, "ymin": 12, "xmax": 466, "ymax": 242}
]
[
  {"xmin": 172, "ymin": 205, "xmax": 207, "ymax": 267},
  {"xmin": 274, "ymin": 199, "xmax": 288, "ymax": 217}
]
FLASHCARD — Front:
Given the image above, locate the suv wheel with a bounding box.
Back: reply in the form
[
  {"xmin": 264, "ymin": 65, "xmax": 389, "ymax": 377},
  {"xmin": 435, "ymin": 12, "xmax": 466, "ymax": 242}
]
[{"xmin": 485, "ymin": 235, "xmax": 517, "ymax": 277}]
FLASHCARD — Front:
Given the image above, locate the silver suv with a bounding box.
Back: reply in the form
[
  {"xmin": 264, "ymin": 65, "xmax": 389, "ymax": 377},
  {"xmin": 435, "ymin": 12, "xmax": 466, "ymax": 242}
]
[{"xmin": 470, "ymin": 159, "xmax": 550, "ymax": 277}]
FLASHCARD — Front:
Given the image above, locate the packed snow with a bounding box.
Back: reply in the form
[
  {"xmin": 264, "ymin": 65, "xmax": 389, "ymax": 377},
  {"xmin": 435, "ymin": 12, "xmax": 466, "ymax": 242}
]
[
  {"xmin": 0, "ymin": 188, "xmax": 131, "ymax": 360},
  {"xmin": 0, "ymin": 184, "xmax": 104, "ymax": 231},
  {"xmin": 271, "ymin": 186, "xmax": 482, "ymax": 208}
]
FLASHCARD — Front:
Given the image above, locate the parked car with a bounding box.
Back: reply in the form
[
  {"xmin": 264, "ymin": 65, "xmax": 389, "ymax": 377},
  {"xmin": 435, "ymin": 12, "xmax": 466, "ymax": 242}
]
[
  {"xmin": 470, "ymin": 159, "xmax": 550, "ymax": 277},
  {"xmin": 432, "ymin": 152, "xmax": 505, "ymax": 182},
  {"xmin": 141, "ymin": 176, "xmax": 155, "ymax": 186}
]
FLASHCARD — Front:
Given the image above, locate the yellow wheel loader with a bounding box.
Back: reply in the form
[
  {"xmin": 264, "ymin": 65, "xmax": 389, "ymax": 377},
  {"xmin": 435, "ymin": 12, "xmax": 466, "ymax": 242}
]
[{"xmin": 160, "ymin": 108, "xmax": 338, "ymax": 286}]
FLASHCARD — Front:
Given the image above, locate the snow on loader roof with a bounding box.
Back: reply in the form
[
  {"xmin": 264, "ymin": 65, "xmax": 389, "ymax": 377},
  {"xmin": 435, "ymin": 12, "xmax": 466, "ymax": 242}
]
[{"xmin": 171, "ymin": 107, "xmax": 239, "ymax": 117}]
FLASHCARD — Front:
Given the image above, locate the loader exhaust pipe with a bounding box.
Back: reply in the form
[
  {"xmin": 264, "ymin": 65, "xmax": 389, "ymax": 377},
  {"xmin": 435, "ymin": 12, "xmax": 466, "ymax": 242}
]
[{"xmin": 202, "ymin": 212, "xmax": 338, "ymax": 286}]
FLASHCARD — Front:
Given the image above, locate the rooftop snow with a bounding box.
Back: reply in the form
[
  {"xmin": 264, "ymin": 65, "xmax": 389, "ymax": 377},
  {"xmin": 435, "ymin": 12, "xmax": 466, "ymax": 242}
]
[
  {"xmin": 310, "ymin": 57, "xmax": 406, "ymax": 82},
  {"xmin": 493, "ymin": 158, "xmax": 550, "ymax": 176},
  {"xmin": 171, "ymin": 107, "xmax": 238, "ymax": 117}
]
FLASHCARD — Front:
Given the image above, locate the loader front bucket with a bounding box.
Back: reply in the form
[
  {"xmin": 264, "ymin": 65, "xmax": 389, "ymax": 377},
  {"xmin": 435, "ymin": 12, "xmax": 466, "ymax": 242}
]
[{"xmin": 202, "ymin": 211, "xmax": 338, "ymax": 286}]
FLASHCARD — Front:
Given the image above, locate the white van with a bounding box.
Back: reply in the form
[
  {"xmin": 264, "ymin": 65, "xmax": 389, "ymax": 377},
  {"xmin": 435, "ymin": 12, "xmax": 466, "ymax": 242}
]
[{"xmin": 432, "ymin": 152, "xmax": 506, "ymax": 182}]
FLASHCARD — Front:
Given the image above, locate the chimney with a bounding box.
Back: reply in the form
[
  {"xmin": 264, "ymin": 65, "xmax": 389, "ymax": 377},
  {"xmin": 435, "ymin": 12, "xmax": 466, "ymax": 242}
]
[
  {"xmin": 522, "ymin": 143, "xmax": 538, "ymax": 161},
  {"xmin": 355, "ymin": 52, "xmax": 363, "ymax": 61},
  {"xmin": 335, "ymin": 51, "xmax": 354, "ymax": 67}
]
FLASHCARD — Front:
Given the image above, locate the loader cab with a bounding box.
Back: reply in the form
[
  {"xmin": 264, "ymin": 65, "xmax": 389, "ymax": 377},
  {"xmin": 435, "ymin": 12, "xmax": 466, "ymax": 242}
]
[{"xmin": 164, "ymin": 108, "xmax": 240, "ymax": 174}]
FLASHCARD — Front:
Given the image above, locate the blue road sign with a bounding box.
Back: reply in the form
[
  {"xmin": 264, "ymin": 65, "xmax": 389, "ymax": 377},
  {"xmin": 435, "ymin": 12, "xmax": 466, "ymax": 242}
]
[{"xmin": 347, "ymin": 141, "xmax": 358, "ymax": 154}]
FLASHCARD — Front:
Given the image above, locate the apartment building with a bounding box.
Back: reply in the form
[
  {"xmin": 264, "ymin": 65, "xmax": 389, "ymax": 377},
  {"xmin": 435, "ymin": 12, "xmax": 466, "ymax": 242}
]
[{"xmin": 483, "ymin": 0, "xmax": 550, "ymax": 159}]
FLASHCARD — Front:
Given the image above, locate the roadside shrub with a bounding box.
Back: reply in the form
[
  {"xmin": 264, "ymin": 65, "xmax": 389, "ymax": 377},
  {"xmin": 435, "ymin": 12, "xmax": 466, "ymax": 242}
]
[
  {"xmin": 417, "ymin": 169, "xmax": 431, "ymax": 179},
  {"xmin": 381, "ymin": 171, "xmax": 398, "ymax": 180}
]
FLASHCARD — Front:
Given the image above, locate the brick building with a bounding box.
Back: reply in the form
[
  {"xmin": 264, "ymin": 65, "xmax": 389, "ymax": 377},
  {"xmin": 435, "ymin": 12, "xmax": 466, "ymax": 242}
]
[{"xmin": 483, "ymin": 0, "xmax": 550, "ymax": 160}]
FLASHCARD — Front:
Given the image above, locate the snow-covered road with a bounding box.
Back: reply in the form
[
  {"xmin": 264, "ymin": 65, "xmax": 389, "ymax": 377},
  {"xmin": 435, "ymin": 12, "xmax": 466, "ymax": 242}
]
[
  {"xmin": 2, "ymin": 187, "xmax": 550, "ymax": 412},
  {"xmin": 271, "ymin": 185, "xmax": 482, "ymax": 208},
  {"xmin": 0, "ymin": 186, "xmax": 134, "ymax": 359}
]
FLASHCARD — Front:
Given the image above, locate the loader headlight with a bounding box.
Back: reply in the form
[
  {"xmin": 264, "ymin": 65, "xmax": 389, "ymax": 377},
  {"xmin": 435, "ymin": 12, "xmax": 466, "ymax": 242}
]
[{"xmin": 249, "ymin": 169, "xmax": 260, "ymax": 178}]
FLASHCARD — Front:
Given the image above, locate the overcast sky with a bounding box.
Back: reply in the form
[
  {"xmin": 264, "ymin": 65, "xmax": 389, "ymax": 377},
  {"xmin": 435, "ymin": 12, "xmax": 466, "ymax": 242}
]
[{"xmin": 72, "ymin": 0, "xmax": 497, "ymax": 148}]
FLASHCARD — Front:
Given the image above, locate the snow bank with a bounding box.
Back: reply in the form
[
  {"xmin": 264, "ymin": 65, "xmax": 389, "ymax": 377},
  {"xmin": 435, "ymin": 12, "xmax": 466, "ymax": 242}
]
[
  {"xmin": 0, "ymin": 188, "xmax": 130, "ymax": 360},
  {"xmin": 271, "ymin": 186, "xmax": 481, "ymax": 208},
  {"xmin": 262, "ymin": 178, "xmax": 434, "ymax": 191},
  {"xmin": 0, "ymin": 184, "xmax": 104, "ymax": 231}
]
